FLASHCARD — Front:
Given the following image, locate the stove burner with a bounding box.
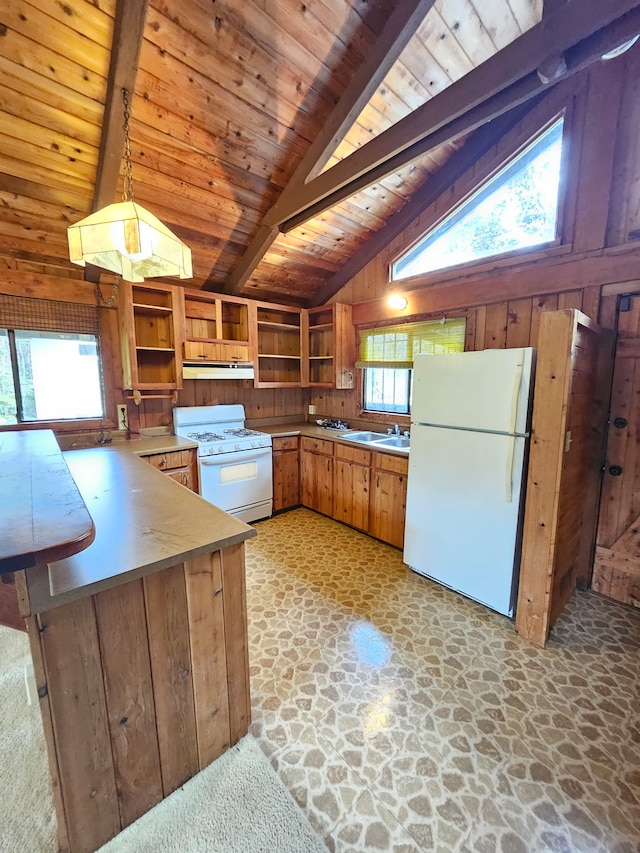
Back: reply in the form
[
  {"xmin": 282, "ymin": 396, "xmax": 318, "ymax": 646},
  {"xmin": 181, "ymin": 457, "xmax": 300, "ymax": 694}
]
[
  {"xmin": 223, "ymin": 428, "xmax": 262, "ymax": 438},
  {"xmin": 187, "ymin": 431, "xmax": 227, "ymax": 442}
]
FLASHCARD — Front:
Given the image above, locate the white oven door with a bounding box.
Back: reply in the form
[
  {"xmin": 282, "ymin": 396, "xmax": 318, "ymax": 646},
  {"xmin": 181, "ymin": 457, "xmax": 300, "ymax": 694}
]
[{"xmin": 198, "ymin": 447, "xmax": 273, "ymax": 523}]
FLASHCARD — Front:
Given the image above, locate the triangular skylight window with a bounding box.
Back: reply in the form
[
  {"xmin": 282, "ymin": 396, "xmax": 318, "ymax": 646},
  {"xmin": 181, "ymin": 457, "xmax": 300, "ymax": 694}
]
[{"xmin": 392, "ymin": 117, "xmax": 565, "ymax": 281}]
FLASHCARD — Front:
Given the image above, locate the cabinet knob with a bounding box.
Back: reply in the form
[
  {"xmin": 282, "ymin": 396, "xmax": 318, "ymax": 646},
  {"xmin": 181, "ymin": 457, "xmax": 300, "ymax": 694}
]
[{"xmin": 161, "ymin": 458, "xmax": 167, "ymax": 467}]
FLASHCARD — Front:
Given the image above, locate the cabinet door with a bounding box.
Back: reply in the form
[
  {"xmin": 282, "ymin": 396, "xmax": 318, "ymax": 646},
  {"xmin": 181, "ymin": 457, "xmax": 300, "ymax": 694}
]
[
  {"xmin": 121, "ymin": 282, "xmax": 184, "ymax": 390},
  {"xmin": 144, "ymin": 450, "xmax": 198, "ymax": 493},
  {"xmin": 273, "ymin": 450, "xmax": 300, "ymax": 511},
  {"xmin": 333, "ymin": 459, "xmax": 370, "ymax": 532},
  {"xmin": 301, "ymin": 451, "xmax": 333, "ymax": 516},
  {"xmin": 371, "ymin": 470, "xmax": 407, "ymax": 548},
  {"xmin": 184, "ymin": 341, "xmax": 250, "ymax": 362}
]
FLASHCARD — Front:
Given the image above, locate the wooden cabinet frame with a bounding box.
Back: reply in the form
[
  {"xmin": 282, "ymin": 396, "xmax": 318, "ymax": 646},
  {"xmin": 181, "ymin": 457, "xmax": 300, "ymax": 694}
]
[{"xmin": 120, "ymin": 281, "xmax": 185, "ymax": 392}]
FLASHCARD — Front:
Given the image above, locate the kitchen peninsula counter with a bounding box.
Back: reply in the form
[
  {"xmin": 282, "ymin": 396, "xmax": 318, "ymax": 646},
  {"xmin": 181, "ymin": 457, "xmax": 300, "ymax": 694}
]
[
  {"xmin": 21, "ymin": 443, "xmax": 253, "ymax": 612},
  {"xmin": 7, "ymin": 431, "xmax": 255, "ymax": 853}
]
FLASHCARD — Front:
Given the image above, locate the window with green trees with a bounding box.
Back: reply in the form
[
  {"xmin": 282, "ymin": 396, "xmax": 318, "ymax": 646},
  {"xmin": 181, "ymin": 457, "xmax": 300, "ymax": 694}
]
[
  {"xmin": 0, "ymin": 329, "xmax": 104, "ymax": 425},
  {"xmin": 392, "ymin": 117, "xmax": 565, "ymax": 281}
]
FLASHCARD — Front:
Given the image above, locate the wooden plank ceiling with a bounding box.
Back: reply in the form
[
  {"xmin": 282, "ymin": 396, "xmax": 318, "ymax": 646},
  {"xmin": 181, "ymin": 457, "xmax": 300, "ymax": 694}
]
[{"xmin": 0, "ymin": 0, "xmax": 636, "ymax": 305}]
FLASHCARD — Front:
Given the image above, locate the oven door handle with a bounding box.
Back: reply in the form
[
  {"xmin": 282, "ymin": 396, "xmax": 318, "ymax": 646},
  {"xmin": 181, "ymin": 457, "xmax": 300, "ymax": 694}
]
[{"xmin": 200, "ymin": 448, "xmax": 271, "ymax": 465}]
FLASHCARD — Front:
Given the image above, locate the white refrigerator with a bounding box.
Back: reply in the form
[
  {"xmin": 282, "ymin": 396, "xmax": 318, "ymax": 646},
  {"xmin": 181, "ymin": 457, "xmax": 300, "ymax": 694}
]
[{"xmin": 403, "ymin": 347, "xmax": 536, "ymax": 617}]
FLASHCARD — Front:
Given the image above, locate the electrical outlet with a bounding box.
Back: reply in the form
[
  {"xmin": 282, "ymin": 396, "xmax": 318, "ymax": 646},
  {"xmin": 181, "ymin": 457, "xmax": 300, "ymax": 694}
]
[
  {"xmin": 117, "ymin": 404, "xmax": 128, "ymax": 430},
  {"xmin": 308, "ymin": 404, "xmax": 316, "ymax": 415}
]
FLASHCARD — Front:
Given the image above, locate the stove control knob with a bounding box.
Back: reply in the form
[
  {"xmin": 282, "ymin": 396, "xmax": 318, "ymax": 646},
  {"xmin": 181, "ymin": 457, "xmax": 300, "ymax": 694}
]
[
  {"xmin": 251, "ymin": 440, "xmax": 257, "ymax": 447},
  {"xmin": 235, "ymin": 443, "xmax": 241, "ymax": 451},
  {"xmin": 218, "ymin": 446, "xmax": 224, "ymax": 453}
]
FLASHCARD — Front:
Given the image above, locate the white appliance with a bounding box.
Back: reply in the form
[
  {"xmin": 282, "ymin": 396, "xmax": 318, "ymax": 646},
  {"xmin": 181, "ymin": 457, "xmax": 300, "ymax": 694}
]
[
  {"xmin": 403, "ymin": 348, "xmax": 536, "ymax": 617},
  {"xmin": 173, "ymin": 404, "xmax": 273, "ymax": 523}
]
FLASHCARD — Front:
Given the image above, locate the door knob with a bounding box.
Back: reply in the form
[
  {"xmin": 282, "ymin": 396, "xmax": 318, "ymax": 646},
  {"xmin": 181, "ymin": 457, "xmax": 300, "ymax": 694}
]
[{"xmin": 609, "ymin": 465, "xmax": 623, "ymax": 476}]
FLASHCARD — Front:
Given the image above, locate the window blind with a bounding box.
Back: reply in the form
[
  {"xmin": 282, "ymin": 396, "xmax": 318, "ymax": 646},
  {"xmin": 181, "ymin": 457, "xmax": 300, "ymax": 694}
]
[
  {"xmin": 356, "ymin": 318, "xmax": 466, "ymax": 369},
  {"xmin": 0, "ymin": 294, "xmax": 100, "ymax": 335}
]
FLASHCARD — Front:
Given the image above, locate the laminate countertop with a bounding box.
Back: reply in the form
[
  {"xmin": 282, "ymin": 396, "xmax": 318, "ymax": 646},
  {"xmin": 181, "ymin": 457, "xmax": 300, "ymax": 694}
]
[
  {"xmin": 0, "ymin": 430, "xmax": 95, "ymax": 575},
  {"xmin": 258, "ymin": 421, "xmax": 410, "ymax": 456},
  {"xmin": 21, "ymin": 442, "xmax": 255, "ymax": 616}
]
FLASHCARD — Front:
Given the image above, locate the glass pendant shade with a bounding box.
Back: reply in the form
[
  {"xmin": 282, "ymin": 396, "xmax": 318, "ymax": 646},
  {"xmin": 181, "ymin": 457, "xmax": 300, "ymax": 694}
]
[{"xmin": 67, "ymin": 201, "xmax": 192, "ymax": 283}]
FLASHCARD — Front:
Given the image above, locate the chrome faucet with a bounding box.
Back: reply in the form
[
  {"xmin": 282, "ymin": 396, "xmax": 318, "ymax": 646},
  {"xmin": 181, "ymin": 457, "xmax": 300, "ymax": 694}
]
[{"xmin": 394, "ymin": 423, "xmax": 400, "ymax": 436}]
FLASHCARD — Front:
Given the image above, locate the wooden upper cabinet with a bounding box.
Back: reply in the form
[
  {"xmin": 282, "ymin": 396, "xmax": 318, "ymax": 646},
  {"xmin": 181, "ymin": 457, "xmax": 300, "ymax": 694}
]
[
  {"xmin": 125, "ymin": 287, "xmax": 355, "ymax": 390},
  {"xmin": 306, "ymin": 303, "xmax": 355, "ymax": 389},
  {"xmin": 255, "ymin": 304, "xmax": 305, "ymax": 388},
  {"xmin": 182, "ymin": 289, "xmax": 252, "ymax": 364},
  {"xmin": 120, "ymin": 282, "xmax": 185, "ymax": 391}
]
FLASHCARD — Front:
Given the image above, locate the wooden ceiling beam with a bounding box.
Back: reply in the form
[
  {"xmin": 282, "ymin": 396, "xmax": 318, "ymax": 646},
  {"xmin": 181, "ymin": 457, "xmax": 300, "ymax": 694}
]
[
  {"xmin": 82, "ymin": 0, "xmax": 149, "ymax": 284},
  {"xmin": 308, "ymin": 99, "xmax": 539, "ymax": 307},
  {"xmin": 218, "ymin": 0, "xmax": 436, "ymax": 295},
  {"xmin": 92, "ymin": 0, "xmax": 149, "ymax": 211},
  {"xmin": 267, "ymin": 0, "xmax": 640, "ymax": 230}
]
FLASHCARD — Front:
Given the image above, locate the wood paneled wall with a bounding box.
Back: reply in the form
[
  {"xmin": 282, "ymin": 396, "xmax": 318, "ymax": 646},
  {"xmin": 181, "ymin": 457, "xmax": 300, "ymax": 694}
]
[{"xmin": 312, "ymin": 54, "xmax": 640, "ymax": 424}]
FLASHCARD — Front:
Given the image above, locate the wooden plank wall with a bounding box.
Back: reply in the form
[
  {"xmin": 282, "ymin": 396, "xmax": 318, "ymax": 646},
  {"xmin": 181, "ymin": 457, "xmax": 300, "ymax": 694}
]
[
  {"xmin": 515, "ymin": 311, "xmax": 609, "ymax": 646},
  {"xmin": 309, "ymin": 287, "xmax": 600, "ymax": 423},
  {"xmin": 311, "ymin": 53, "xmax": 640, "ymax": 424},
  {"xmin": 25, "ymin": 546, "xmax": 249, "ymax": 853}
]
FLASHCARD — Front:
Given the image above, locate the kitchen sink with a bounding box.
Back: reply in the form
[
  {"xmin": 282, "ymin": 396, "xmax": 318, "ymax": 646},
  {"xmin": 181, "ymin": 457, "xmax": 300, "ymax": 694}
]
[
  {"xmin": 339, "ymin": 431, "xmax": 385, "ymax": 443},
  {"xmin": 373, "ymin": 436, "xmax": 410, "ymax": 450},
  {"xmin": 340, "ymin": 431, "xmax": 410, "ymax": 453}
]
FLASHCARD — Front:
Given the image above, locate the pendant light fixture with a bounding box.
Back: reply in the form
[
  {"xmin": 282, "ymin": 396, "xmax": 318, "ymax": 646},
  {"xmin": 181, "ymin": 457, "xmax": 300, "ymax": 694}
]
[{"xmin": 67, "ymin": 88, "xmax": 192, "ymax": 283}]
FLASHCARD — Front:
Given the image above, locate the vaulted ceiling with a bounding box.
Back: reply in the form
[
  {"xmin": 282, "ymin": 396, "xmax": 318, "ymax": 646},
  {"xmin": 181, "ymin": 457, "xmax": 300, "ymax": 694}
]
[{"xmin": 1, "ymin": 0, "xmax": 638, "ymax": 306}]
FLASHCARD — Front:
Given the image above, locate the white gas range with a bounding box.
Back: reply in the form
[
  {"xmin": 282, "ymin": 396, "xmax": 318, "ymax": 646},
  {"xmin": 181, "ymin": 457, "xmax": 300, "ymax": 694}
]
[{"xmin": 173, "ymin": 404, "xmax": 273, "ymax": 523}]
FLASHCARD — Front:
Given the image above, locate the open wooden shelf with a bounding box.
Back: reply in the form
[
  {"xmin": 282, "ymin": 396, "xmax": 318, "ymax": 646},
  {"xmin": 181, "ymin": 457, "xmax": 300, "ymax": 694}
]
[{"xmin": 257, "ymin": 321, "xmax": 301, "ymax": 331}]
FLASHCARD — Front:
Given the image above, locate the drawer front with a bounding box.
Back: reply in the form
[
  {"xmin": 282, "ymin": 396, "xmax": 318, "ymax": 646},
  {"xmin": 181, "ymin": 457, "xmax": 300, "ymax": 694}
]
[
  {"xmin": 335, "ymin": 442, "xmax": 371, "ymax": 467},
  {"xmin": 166, "ymin": 467, "xmax": 193, "ymax": 489},
  {"xmin": 301, "ymin": 436, "xmax": 334, "ymax": 456},
  {"xmin": 373, "ymin": 451, "xmax": 408, "ymax": 475},
  {"xmin": 272, "ymin": 435, "xmax": 300, "ymax": 451},
  {"xmin": 184, "ymin": 341, "xmax": 250, "ymax": 362},
  {"xmin": 145, "ymin": 449, "xmax": 194, "ymax": 471}
]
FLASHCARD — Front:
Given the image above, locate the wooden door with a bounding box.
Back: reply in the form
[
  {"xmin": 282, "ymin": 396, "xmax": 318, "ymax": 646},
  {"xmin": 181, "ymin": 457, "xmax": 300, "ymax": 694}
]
[
  {"xmin": 333, "ymin": 459, "xmax": 370, "ymax": 532},
  {"xmin": 370, "ymin": 470, "xmax": 407, "ymax": 548},
  {"xmin": 593, "ymin": 295, "xmax": 640, "ymax": 606},
  {"xmin": 273, "ymin": 450, "xmax": 300, "ymax": 511},
  {"xmin": 300, "ymin": 451, "xmax": 333, "ymax": 516}
]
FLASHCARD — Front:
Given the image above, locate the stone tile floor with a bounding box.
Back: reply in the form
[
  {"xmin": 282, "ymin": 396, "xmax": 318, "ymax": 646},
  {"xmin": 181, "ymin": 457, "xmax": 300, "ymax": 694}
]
[{"xmin": 246, "ymin": 508, "xmax": 640, "ymax": 853}]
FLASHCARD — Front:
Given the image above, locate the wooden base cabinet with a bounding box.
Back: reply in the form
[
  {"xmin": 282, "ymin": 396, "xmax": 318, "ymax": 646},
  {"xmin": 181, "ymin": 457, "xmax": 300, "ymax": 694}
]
[
  {"xmin": 296, "ymin": 436, "xmax": 407, "ymax": 549},
  {"xmin": 143, "ymin": 449, "xmax": 199, "ymax": 493},
  {"xmin": 21, "ymin": 544, "xmax": 250, "ymax": 853},
  {"xmin": 333, "ymin": 444, "xmax": 371, "ymax": 532},
  {"xmin": 370, "ymin": 452, "xmax": 408, "ymax": 549},
  {"xmin": 272, "ymin": 436, "xmax": 300, "ymax": 511},
  {"xmin": 300, "ymin": 437, "xmax": 333, "ymax": 516}
]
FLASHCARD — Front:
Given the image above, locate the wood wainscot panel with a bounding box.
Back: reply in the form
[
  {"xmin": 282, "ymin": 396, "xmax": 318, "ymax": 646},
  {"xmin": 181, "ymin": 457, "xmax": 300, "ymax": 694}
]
[
  {"xmin": 93, "ymin": 581, "xmax": 164, "ymax": 827},
  {"xmin": 183, "ymin": 551, "xmax": 231, "ymax": 765},
  {"xmin": 143, "ymin": 564, "xmax": 199, "ymax": 796},
  {"xmin": 220, "ymin": 542, "xmax": 251, "ymax": 745},
  {"xmin": 29, "ymin": 598, "xmax": 121, "ymax": 852},
  {"xmin": 516, "ymin": 309, "xmax": 611, "ymax": 646}
]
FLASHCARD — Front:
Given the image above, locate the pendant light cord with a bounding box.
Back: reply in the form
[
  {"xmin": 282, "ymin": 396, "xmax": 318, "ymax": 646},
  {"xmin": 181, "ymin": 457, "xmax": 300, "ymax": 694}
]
[
  {"xmin": 122, "ymin": 88, "xmax": 134, "ymax": 203},
  {"xmin": 95, "ymin": 275, "xmax": 120, "ymax": 308},
  {"xmin": 94, "ymin": 89, "xmax": 129, "ymax": 306}
]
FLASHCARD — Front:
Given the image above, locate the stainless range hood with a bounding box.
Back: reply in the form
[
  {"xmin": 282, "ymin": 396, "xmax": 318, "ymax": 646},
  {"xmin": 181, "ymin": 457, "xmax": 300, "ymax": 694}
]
[{"xmin": 182, "ymin": 362, "xmax": 255, "ymax": 380}]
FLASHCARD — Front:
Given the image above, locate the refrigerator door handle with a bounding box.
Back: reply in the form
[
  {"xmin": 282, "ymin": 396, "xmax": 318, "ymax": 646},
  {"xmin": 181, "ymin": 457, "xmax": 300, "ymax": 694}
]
[
  {"xmin": 505, "ymin": 434, "xmax": 515, "ymax": 502},
  {"xmin": 508, "ymin": 351, "xmax": 525, "ymax": 435}
]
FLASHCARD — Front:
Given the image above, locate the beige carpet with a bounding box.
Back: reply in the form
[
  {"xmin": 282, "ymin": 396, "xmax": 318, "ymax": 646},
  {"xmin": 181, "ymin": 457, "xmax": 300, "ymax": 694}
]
[{"xmin": 0, "ymin": 625, "xmax": 326, "ymax": 852}]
